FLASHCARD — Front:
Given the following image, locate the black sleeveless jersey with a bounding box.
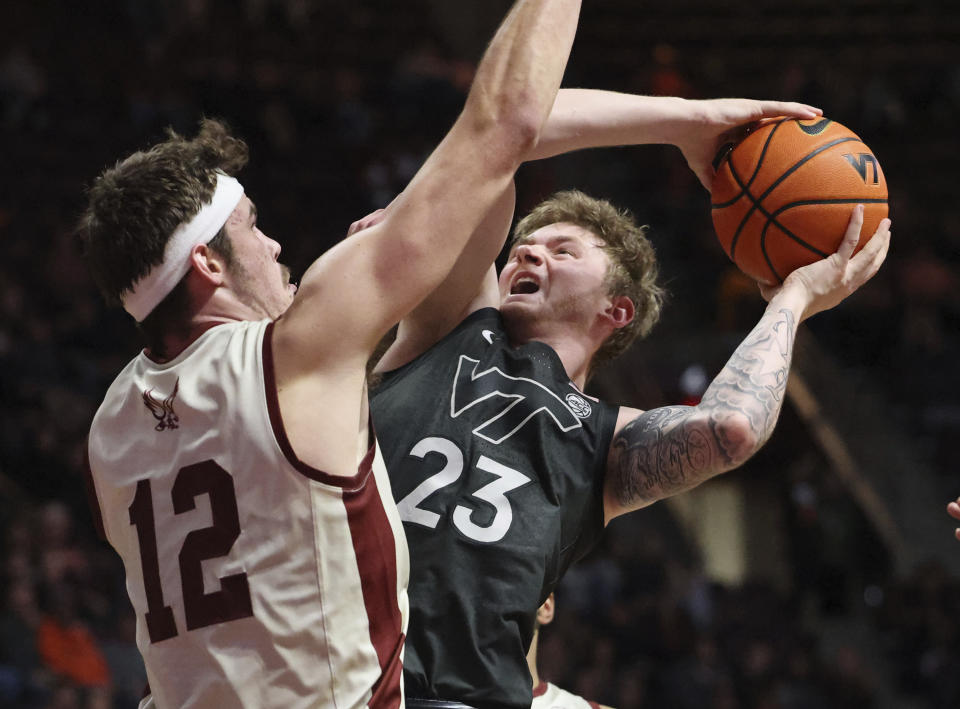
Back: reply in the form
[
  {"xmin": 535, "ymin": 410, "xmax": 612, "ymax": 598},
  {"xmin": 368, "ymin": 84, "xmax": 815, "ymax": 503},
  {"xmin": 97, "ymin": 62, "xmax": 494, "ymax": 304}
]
[{"xmin": 370, "ymin": 308, "xmax": 619, "ymax": 709}]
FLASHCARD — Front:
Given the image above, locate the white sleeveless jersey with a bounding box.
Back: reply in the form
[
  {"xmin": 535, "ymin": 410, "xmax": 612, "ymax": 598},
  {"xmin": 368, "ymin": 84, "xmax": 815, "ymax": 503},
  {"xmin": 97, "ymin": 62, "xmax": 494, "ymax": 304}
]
[
  {"xmin": 86, "ymin": 320, "xmax": 409, "ymax": 709},
  {"xmin": 531, "ymin": 682, "xmax": 602, "ymax": 709}
]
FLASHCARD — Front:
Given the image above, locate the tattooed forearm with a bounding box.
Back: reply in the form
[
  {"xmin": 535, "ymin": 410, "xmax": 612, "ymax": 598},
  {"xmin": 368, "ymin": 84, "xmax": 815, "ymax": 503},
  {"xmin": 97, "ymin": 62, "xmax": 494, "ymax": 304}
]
[
  {"xmin": 701, "ymin": 307, "xmax": 796, "ymax": 444},
  {"xmin": 610, "ymin": 307, "xmax": 797, "ymax": 509}
]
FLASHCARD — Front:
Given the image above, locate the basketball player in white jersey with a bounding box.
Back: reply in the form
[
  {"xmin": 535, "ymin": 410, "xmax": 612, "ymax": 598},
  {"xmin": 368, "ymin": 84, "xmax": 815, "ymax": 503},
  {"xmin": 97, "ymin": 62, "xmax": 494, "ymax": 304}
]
[
  {"xmin": 78, "ymin": 2, "xmax": 582, "ymax": 707},
  {"xmin": 527, "ymin": 594, "xmax": 613, "ymax": 709}
]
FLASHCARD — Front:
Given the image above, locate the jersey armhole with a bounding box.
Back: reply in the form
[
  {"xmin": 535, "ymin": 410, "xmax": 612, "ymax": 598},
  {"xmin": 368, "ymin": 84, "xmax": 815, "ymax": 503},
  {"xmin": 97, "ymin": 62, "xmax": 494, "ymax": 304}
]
[
  {"xmin": 595, "ymin": 402, "xmax": 620, "ymax": 523},
  {"xmin": 261, "ymin": 321, "xmax": 374, "ymax": 489},
  {"xmin": 556, "ymin": 400, "xmax": 620, "ymax": 566}
]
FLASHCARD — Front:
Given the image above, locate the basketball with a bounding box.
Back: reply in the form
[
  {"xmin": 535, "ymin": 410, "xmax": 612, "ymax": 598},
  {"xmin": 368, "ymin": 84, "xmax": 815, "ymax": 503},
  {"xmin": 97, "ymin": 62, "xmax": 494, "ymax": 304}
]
[{"xmin": 710, "ymin": 117, "xmax": 888, "ymax": 285}]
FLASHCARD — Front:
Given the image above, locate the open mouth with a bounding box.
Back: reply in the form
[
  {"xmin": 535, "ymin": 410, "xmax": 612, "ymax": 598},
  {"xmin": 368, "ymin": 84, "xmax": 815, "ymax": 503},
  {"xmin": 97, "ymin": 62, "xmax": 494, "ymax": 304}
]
[{"xmin": 510, "ymin": 277, "xmax": 540, "ymax": 295}]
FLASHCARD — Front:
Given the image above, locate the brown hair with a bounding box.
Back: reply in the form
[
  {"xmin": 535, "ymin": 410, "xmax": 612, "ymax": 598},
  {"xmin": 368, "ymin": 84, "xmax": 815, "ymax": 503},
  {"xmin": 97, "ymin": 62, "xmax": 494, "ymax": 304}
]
[
  {"xmin": 77, "ymin": 119, "xmax": 248, "ymax": 354},
  {"xmin": 511, "ymin": 190, "xmax": 664, "ymax": 367}
]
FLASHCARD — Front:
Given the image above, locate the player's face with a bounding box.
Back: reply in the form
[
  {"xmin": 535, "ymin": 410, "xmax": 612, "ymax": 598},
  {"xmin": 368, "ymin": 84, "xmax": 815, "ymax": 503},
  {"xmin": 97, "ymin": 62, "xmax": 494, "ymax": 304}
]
[
  {"xmin": 221, "ymin": 196, "xmax": 297, "ymax": 320},
  {"xmin": 498, "ymin": 222, "xmax": 613, "ymax": 334}
]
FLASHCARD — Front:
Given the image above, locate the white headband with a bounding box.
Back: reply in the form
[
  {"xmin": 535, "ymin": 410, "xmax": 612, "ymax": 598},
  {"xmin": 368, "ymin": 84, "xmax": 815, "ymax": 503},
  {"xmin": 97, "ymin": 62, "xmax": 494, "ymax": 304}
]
[{"xmin": 122, "ymin": 173, "xmax": 245, "ymax": 322}]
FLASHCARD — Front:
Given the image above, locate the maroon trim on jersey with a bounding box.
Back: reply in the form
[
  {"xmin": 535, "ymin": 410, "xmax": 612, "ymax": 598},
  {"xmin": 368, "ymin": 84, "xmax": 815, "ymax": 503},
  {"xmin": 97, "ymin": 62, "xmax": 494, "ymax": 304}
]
[
  {"xmin": 589, "ymin": 701, "xmax": 601, "ymax": 709},
  {"xmin": 262, "ymin": 321, "xmax": 370, "ymax": 488},
  {"xmin": 367, "ymin": 631, "xmax": 405, "ymax": 709},
  {"xmin": 342, "ymin": 464, "xmax": 404, "ymax": 709},
  {"xmin": 81, "ymin": 445, "xmax": 107, "ymax": 541}
]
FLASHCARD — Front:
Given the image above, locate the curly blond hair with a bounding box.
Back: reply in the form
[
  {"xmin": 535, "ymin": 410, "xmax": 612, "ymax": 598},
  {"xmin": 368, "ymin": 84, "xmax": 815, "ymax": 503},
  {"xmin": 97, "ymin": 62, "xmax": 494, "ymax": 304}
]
[{"xmin": 511, "ymin": 190, "xmax": 664, "ymax": 366}]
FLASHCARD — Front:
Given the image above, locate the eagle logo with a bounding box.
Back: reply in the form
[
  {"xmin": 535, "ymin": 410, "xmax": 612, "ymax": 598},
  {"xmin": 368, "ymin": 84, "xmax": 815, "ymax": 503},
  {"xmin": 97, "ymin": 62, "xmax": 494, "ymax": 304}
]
[{"xmin": 142, "ymin": 379, "xmax": 180, "ymax": 431}]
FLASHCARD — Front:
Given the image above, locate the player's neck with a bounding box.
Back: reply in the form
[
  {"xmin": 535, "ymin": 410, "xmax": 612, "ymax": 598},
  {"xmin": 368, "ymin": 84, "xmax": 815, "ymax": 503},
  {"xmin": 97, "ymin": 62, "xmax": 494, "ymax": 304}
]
[
  {"xmin": 545, "ymin": 338, "xmax": 592, "ymax": 390},
  {"xmin": 152, "ymin": 285, "xmax": 274, "ymax": 361},
  {"xmin": 506, "ymin": 325, "xmax": 595, "ymax": 389},
  {"xmin": 505, "ymin": 320, "xmax": 599, "ymax": 390},
  {"xmin": 152, "ymin": 318, "xmax": 232, "ymax": 362}
]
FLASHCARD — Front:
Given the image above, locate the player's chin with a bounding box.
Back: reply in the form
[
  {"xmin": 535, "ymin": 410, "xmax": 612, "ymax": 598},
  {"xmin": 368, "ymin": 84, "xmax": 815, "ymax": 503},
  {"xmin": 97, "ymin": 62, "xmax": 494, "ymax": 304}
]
[
  {"xmin": 500, "ymin": 295, "xmax": 537, "ymax": 312},
  {"xmin": 269, "ymin": 287, "xmax": 297, "ymax": 319},
  {"xmin": 498, "ymin": 298, "xmax": 542, "ymax": 326}
]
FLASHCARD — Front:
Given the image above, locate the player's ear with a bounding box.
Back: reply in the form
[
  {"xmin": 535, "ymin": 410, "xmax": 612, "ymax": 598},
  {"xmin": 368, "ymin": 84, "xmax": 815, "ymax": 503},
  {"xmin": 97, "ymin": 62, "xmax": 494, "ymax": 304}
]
[
  {"xmin": 603, "ymin": 294, "xmax": 634, "ymax": 330},
  {"xmin": 190, "ymin": 243, "xmax": 227, "ymax": 286},
  {"xmin": 536, "ymin": 593, "xmax": 555, "ymax": 625}
]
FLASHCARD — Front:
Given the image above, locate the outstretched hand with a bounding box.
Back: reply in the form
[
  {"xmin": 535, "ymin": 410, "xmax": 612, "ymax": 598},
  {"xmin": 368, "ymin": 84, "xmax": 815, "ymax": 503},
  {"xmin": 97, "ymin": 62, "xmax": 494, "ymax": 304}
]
[
  {"xmin": 678, "ymin": 99, "xmax": 822, "ymax": 191},
  {"xmin": 759, "ymin": 205, "xmax": 891, "ymax": 321},
  {"xmin": 948, "ymin": 498, "xmax": 960, "ymax": 541},
  {"xmin": 347, "ymin": 207, "xmax": 388, "ymax": 237}
]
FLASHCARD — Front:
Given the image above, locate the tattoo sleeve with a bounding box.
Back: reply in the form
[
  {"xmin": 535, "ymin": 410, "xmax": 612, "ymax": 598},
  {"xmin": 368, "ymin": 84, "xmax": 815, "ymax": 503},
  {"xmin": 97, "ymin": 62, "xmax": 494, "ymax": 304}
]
[{"xmin": 610, "ymin": 307, "xmax": 797, "ymax": 509}]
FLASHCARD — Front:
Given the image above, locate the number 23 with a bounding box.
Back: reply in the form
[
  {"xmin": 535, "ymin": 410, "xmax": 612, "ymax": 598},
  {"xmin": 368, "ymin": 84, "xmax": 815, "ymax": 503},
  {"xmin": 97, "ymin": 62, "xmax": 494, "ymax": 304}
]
[{"xmin": 396, "ymin": 437, "xmax": 530, "ymax": 543}]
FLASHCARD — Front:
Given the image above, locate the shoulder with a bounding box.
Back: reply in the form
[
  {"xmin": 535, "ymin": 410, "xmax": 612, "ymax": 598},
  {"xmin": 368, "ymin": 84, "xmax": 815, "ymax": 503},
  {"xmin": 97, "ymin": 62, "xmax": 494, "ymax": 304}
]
[{"xmin": 91, "ymin": 320, "xmax": 269, "ymax": 440}]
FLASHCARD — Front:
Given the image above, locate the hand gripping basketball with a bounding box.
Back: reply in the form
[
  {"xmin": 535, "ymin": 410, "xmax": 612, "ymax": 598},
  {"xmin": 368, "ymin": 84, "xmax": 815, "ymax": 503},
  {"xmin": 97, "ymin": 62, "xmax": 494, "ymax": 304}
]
[{"xmin": 758, "ymin": 204, "xmax": 891, "ymax": 321}]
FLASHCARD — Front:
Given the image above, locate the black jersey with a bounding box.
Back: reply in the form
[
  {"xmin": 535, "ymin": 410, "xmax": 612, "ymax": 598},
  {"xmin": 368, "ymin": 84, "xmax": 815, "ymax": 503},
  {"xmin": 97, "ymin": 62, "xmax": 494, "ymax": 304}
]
[{"xmin": 370, "ymin": 308, "xmax": 619, "ymax": 709}]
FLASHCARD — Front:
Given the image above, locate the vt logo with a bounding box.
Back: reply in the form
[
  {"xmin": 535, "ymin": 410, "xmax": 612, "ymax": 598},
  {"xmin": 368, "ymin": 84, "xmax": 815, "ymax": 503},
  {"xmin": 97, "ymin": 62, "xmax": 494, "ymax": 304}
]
[
  {"xmin": 142, "ymin": 379, "xmax": 180, "ymax": 431},
  {"xmin": 451, "ymin": 356, "xmax": 582, "ymax": 444},
  {"xmin": 843, "ymin": 153, "xmax": 880, "ymax": 184}
]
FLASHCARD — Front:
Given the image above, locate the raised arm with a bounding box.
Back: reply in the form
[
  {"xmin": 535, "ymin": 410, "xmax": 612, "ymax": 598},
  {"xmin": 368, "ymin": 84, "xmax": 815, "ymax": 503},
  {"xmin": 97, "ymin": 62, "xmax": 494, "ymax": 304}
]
[
  {"xmin": 278, "ymin": 0, "xmax": 582, "ymax": 369},
  {"xmin": 603, "ymin": 206, "xmax": 891, "ymax": 522},
  {"xmin": 376, "ymin": 93, "xmax": 823, "ymax": 371},
  {"xmin": 530, "ymin": 91, "xmax": 822, "ymax": 189}
]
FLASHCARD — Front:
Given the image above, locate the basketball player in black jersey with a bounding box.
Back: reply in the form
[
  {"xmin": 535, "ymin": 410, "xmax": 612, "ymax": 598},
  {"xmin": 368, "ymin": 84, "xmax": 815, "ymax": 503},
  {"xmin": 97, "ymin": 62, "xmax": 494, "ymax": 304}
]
[{"xmin": 366, "ymin": 94, "xmax": 891, "ymax": 708}]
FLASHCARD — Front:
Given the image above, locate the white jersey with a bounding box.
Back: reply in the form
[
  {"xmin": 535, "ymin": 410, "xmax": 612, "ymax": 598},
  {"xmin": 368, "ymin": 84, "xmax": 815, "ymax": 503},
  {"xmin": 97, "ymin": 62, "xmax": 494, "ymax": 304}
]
[
  {"xmin": 86, "ymin": 320, "xmax": 409, "ymax": 709},
  {"xmin": 531, "ymin": 682, "xmax": 602, "ymax": 709}
]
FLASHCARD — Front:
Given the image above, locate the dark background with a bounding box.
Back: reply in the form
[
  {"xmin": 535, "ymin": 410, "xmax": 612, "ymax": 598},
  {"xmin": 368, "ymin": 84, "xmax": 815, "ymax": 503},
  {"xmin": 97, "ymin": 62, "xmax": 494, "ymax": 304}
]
[{"xmin": 1, "ymin": 1, "xmax": 958, "ymax": 707}]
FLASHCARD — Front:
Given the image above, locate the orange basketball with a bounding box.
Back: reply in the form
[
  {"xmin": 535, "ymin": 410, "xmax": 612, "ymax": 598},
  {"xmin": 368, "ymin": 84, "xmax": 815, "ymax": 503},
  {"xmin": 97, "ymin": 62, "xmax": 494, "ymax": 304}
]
[{"xmin": 711, "ymin": 117, "xmax": 888, "ymax": 285}]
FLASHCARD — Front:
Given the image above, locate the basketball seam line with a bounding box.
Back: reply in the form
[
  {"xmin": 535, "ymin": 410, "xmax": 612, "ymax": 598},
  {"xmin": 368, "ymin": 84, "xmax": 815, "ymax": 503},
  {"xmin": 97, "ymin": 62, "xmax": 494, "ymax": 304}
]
[
  {"xmin": 726, "ymin": 136, "xmax": 864, "ymax": 277},
  {"xmin": 759, "ymin": 198, "xmax": 887, "ymax": 280},
  {"xmin": 762, "ymin": 197, "xmax": 888, "ymax": 264},
  {"xmin": 711, "ymin": 118, "xmax": 789, "ymax": 209},
  {"xmin": 728, "ymin": 135, "xmax": 864, "ymax": 257},
  {"xmin": 764, "ymin": 198, "xmax": 889, "ymax": 251}
]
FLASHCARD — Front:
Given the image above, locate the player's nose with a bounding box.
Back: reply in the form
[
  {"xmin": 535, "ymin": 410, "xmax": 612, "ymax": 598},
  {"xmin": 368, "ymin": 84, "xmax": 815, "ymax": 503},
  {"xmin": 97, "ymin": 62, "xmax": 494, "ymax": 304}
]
[
  {"xmin": 515, "ymin": 243, "xmax": 543, "ymax": 265},
  {"xmin": 265, "ymin": 234, "xmax": 282, "ymax": 260}
]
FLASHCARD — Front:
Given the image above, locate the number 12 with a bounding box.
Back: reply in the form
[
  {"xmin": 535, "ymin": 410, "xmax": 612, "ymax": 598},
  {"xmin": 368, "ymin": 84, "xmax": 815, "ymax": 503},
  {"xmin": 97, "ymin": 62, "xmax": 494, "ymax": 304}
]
[{"xmin": 128, "ymin": 460, "xmax": 253, "ymax": 643}]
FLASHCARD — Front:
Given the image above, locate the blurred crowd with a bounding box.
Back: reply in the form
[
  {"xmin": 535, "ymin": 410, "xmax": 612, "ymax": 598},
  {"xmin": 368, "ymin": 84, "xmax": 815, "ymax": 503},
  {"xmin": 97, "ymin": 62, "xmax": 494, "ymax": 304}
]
[
  {"xmin": 545, "ymin": 513, "xmax": 960, "ymax": 709},
  {"xmin": 547, "ymin": 516, "xmax": 877, "ymax": 709},
  {"xmin": 1, "ymin": 0, "xmax": 958, "ymax": 707}
]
